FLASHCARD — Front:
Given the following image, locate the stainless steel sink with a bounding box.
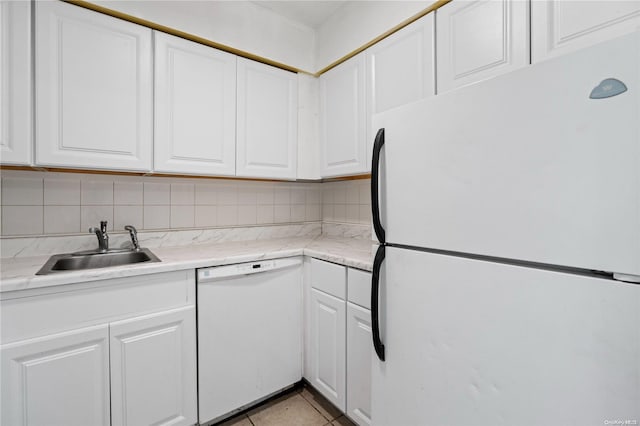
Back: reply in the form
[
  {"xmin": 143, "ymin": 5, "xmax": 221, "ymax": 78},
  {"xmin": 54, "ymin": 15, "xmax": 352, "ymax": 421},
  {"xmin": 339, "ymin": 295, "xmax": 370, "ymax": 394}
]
[{"xmin": 37, "ymin": 248, "xmax": 161, "ymax": 275}]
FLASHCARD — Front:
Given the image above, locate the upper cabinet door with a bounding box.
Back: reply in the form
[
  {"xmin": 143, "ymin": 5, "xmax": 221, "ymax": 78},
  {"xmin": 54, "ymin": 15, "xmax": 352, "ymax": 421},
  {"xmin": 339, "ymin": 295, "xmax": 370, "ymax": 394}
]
[
  {"xmin": 236, "ymin": 58, "xmax": 298, "ymax": 179},
  {"xmin": 532, "ymin": 0, "xmax": 640, "ymax": 63},
  {"xmin": 35, "ymin": 1, "xmax": 152, "ymax": 171},
  {"xmin": 0, "ymin": 1, "xmax": 31, "ymax": 165},
  {"xmin": 436, "ymin": 0, "xmax": 530, "ymax": 93},
  {"xmin": 320, "ymin": 53, "xmax": 367, "ymax": 178},
  {"xmin": 154, "ymin": 32, "xmax": 236, "ymax": 176},
  {"xmin": 366, "ymin": 13, "xmax": 435, "ymax": 167}
]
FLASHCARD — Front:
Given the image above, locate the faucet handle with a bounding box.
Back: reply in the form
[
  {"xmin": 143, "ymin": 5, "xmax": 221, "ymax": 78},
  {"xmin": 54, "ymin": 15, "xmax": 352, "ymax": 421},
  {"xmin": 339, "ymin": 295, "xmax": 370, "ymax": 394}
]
[
  {"xmin": 124, "ymin": 225, "xmax": 140, "ymax": 251},
  {"xmin": 100, "ymin": 221, "xmax": 108, "ymax": 233}
]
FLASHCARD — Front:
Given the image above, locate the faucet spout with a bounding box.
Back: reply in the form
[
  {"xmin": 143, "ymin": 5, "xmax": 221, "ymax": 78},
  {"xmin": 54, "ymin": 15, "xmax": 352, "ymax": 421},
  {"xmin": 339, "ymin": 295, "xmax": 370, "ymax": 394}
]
[{"xmin": 89, "ymin": 221, "xmax": 109, "ymax": 252}]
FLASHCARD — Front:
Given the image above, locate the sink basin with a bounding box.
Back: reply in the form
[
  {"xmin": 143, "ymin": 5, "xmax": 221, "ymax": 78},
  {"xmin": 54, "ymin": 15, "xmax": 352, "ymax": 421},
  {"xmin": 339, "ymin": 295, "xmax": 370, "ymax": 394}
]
[{"xmin": 37, "ymin": 248, "xmax": 161, "ymax": 275}]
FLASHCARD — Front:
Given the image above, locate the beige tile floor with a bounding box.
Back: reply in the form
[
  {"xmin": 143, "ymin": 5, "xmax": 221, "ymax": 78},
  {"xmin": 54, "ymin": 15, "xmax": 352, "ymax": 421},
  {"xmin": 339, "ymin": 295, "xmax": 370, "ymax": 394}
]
[{"xmin": 216, "ymin": 384, "xmax": 356, "ymax": 426}]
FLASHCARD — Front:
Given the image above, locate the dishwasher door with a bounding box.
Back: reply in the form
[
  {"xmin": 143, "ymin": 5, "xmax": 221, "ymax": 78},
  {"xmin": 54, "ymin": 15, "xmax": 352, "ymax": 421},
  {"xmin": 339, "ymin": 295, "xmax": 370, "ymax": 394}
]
[{"xmin": 197, "ymin": 257, "xmax": 303, "ymax": 424}]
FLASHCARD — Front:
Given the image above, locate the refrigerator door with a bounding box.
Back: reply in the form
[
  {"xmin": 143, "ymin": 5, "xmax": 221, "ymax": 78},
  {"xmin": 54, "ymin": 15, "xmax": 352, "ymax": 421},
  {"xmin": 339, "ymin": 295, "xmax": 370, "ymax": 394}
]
[
  {"xmin": 373, "ymin": 32, "xmax": 640, "ymax": 276},
  {"xmin": 372, "ymin": 246, "xmax": 640, "ymax": 426}
]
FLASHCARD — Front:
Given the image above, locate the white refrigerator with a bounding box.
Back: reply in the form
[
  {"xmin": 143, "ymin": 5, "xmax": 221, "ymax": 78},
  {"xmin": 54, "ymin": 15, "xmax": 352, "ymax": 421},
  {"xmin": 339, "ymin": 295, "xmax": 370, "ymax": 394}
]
[{"xmin": 370, "ymin": 32, "xmax": 640, "ymax": 426}]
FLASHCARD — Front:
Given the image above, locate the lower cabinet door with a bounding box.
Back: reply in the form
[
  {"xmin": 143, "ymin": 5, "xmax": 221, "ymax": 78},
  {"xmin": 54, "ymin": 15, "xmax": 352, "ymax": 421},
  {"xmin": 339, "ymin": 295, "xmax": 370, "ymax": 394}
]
[
  {"xmin": 310, "ymin": 288, "xmax": 346, "ymax": 411},
  {"xmin": 346, "ymin": 303, "xmax": 372, "ymax": 426},
  {"xmin": 1, "ymin": 324, "xmax": 111, "ymax": 426},
  {"xmin": 110, "ymin": 306, "xmax": 197, "ymax": 426}
]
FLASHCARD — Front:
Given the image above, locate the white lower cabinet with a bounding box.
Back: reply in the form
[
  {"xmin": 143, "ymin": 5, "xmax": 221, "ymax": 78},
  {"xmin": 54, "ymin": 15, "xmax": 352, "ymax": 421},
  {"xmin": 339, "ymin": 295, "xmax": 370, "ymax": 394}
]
[
  {"xmin": 0, "ymin": 270, "xmax": 196, "ymax": 426},
  {"xmin": 110, "ymin": 306, "xmax": 197, "ymax": 426},
  {"xmin": 1, "ymin": 324, "xmax": 111, "ymax": 426},
  {"xmin": 346, "ymin": 303, "xmax": 372, "ymax": 426},
  {"xmin": 310, "ymin": 287, "xmax": 347, "ymax": 411},
  {"xmin": 305, "ymin": 258, "xmax": 373, "ymax": 423}
]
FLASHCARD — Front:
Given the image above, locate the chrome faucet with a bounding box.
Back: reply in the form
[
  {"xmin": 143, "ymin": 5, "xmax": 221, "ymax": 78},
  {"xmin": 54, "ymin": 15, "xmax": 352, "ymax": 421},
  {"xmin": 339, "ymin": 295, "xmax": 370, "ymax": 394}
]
[
  {"xmin": 89, "ymin": 221, "xmax": 109, "ymax": 252},
  {"xmin": 124, "ymin": 225, "xmax": 140, "ymax": 251}
]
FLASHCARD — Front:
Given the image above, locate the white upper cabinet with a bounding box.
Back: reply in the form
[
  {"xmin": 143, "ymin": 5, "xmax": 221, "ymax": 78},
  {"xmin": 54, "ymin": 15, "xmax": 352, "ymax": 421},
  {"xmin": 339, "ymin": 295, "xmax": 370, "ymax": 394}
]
[
  {"xmin": 154, "ymin": 32, "xmax": 236, "ymax": 176},
  {"xmin": 320, "ymin": 53, "xmax": 367, "ymax": 178},
  {"xmin": 366, "ymin": 13, "xmax": 435, "ymax": 166},
  {"xmin": 532, "ymin": 0, "xmax": 640, "ymax": 63},
  {"xmin": 35, "ymin": 1, "xmax": 153, "ymax": 171},
  {"xmin": 236, "ymin": 58, "xmax": 298, "ymax": 179},
  {"xmin": 436, "ymin": 0, "xmax": 530, "ymax": 93},
  {"xmin": 0, "ymin": 1, "xmax": 31, "ymax": 165}
]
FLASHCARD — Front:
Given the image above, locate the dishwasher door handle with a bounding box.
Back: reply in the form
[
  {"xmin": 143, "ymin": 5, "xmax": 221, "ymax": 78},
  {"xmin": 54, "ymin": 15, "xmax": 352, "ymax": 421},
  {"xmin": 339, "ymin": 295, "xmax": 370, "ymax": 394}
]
[{"xmin": 198, "ymin": 257, "xmax": 302, "ymax": 282}]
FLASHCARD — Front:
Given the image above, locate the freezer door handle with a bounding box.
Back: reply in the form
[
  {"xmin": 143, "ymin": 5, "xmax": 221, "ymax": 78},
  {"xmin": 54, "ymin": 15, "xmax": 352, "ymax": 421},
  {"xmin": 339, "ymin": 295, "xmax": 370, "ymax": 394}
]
[
  {"xmin": 371, "ymin": 244, "xmax": 386, "ymax": 361},
  {"xmin": 371, "ymin": 128, "xmax": 386, "ymax": 244}
]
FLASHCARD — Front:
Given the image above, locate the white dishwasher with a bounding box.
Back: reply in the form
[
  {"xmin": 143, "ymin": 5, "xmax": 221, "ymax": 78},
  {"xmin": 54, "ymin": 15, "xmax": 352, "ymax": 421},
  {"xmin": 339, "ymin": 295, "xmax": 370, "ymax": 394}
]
[{"xmin": 197, "ymin": 257, "xmax": 303, "ymax": 425}]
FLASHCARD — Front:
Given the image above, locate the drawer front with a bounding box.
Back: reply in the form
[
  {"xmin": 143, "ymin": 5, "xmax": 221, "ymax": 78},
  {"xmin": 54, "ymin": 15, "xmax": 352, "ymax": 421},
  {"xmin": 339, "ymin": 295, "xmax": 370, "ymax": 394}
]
[
  {"xmin": 347, "ymin": 268, "xmax": 372, "ymax": 310},
  {"xmin": 310, "ymin": 258, "xmax": 346, "ymax": 299},
  {"xmin": 1, "ymin": 270, "xmax": 194, "ymax": 344}
]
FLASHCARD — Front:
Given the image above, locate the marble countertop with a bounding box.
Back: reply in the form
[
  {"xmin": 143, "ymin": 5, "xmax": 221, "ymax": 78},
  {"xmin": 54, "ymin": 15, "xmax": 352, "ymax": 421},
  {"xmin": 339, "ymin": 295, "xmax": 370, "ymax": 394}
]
[{"xmin": 0, "ymin": 236, "xmax": 375, "ymax": 293}]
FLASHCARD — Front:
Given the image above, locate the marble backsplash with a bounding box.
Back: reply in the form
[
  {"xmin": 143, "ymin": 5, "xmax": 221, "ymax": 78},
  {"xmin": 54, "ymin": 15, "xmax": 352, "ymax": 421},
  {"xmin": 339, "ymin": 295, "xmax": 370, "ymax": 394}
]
[
  {"xmin": 0, "ymin": 221, "xmax": 374, "ymax": 258},
  {"xmin": 0, "ymin": 223, "xmax": 322, "ymax": 258},
  {"xmin": 321, "ymin": 222, "xmax": 371, "ymax": 240}
]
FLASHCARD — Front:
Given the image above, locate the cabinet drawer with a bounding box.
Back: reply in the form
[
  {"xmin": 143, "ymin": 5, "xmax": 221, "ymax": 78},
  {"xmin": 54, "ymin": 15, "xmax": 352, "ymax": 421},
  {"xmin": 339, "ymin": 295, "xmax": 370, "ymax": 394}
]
[
  {"xmin": 310, "ymin": 258, "xmax": 346, "ymax": 299},
  {"xmin": 347, "ymin": 268, "xmax": 372, "ymax": 310},
  {"xmin": 1, "ymin": 270, "xmax": 194, "ymax": 344}
]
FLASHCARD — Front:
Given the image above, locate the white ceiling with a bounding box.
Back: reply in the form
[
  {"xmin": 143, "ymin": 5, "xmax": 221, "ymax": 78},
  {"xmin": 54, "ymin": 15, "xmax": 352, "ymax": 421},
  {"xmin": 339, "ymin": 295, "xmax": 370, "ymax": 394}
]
[{"xmin": 251, "ymin": 1, "xmax": 347, "ymax": 29}]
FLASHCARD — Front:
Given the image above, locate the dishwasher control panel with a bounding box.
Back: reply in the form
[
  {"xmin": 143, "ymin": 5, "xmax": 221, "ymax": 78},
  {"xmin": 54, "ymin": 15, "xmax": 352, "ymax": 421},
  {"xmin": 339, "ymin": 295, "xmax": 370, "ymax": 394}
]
[{"xmin": 197, "ymin": 257, "xmax": 301, "ymax": 282}]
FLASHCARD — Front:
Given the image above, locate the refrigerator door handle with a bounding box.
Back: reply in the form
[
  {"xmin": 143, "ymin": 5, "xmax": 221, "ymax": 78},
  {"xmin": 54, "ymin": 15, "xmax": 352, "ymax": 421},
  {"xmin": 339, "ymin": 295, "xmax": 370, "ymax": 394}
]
[
  {"xmin": 371, "ymin": 244, "xmax": 386, "ymax": 361},
  {"xmin": 371, "ymin": 128, "xmax": 386, "ymax": 244}
]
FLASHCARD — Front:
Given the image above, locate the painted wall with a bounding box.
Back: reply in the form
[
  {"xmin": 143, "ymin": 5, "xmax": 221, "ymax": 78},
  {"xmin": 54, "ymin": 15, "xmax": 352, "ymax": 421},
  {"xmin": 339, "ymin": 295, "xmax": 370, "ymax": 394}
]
[
  {"xmin": 315, "ymin": 1, "xmax": 428, "ymax": 70},
  {"xmin": 91, "ymin": 0, "xmax": 317, "ymax": 72},
  {"xmin": 89, "ymin": 1, "xmax": 432, "ymax": 73}
]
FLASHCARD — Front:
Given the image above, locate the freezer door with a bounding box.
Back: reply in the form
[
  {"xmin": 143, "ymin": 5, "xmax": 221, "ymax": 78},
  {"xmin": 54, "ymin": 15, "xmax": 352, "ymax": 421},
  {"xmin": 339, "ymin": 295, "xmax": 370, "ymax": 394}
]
[
  {"xmin": 373, "ymin": 32, "xmax": 640, "ymax": 276},
  {"xmin": 371, "ymin": 246, "xmax": 640, "ymax": 426}
]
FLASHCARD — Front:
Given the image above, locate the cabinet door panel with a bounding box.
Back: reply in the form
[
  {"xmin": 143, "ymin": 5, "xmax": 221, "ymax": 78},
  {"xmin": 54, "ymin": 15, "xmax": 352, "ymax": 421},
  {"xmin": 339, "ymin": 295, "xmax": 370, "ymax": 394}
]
[
  {"xmin": 310, "ymin": 288, "xmax": 346, "ymax": 411},
  {"xmin": 347, "ymin": 303, "xmax": 372, "ymax": 426},
  {"xmin": 0, "ymin": 1, "xmax": 31, "ymax": 165},
  {"xmin": 320, "ymin": 54, "xmax": 367, "ymax": 177},
  {"xmin": 310, "ymin": 257, "xmax": 347, "ymax": 299},
  {"xmin": 35, "ymin": 1, "xmax": 152, "ymax": 171},
  {"xmin": 347, "ymin": 268, "xmax": 372, "ymax": 310},
  {"xmin": 236, "ymin": 58, "xmax": 297, "ymax": 179},
  {"xmin": 436, "ymin": 0, "xmax": 530, "ymax": 93},
  {"xmin": 110, "ymin": 306, "xmax": 197, "ymax": 426},
  {"xmin": 154, "ymin": 32, "xmax": 236, "ymax": 176},
  {"xmin": 532, "ymin": 0, "xmax": 640, "ymax": 62},
  {"xmin": 1, "ymin": 324, "xmax": 110, "ymax": 426},
  {"xmin": 366, "ymin": 13, "xmax": 434, "ymax": 165}
]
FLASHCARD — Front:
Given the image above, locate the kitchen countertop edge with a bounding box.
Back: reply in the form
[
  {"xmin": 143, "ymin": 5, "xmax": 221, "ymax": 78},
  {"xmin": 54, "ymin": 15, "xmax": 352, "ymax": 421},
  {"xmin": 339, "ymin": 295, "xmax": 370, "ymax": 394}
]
[{"xmin": 0, "ymin": 236, "xmax": 375, "ymax": 294}]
